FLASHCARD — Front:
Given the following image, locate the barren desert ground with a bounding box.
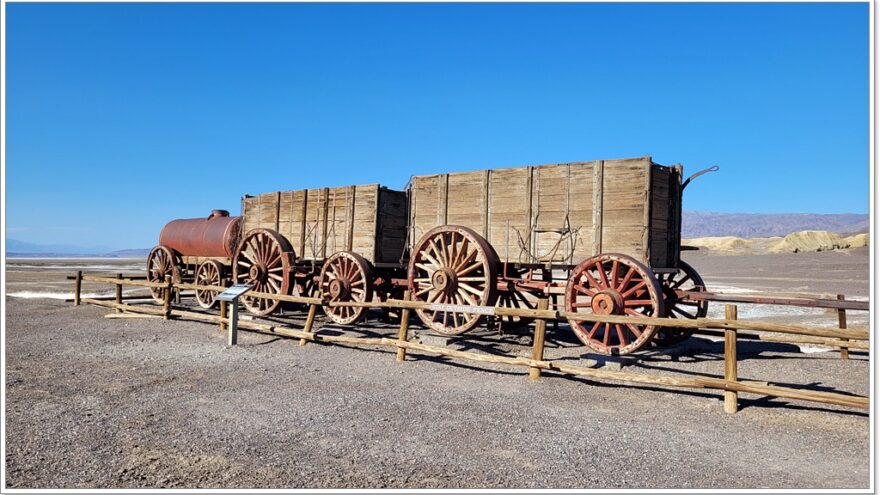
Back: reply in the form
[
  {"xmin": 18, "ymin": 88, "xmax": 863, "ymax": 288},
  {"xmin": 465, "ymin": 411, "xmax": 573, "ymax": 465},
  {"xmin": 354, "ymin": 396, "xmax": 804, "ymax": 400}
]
[{"xmin": 4, "ymin": 248, "xmax": 870, "ymax": 489}]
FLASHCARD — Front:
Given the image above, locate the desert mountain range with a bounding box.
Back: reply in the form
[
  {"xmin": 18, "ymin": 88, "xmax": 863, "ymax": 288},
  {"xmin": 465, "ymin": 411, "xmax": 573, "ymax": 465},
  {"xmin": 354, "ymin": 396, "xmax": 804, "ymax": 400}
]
[{"xmin": 682, "ymin": 211, "xmax": 868, "ymax": 238}]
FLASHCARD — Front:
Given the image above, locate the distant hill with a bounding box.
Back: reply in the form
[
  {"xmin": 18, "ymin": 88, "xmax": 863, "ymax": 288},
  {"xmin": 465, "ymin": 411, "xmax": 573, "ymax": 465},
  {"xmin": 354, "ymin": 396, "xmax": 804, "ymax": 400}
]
[
  {"xmin": 6, "ymin": 239, "xmax": 148, "ymax": 258},
  {"xmin": 682, "ymin": 212, "xmax": 869, "ymax": 238}
]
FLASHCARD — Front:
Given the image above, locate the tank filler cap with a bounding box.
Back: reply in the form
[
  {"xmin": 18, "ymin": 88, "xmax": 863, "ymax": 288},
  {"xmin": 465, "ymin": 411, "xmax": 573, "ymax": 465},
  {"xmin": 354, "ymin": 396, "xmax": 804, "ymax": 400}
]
[{"xmin": 209, "ymin": 209, "xmax": 230, "ymax": 218}]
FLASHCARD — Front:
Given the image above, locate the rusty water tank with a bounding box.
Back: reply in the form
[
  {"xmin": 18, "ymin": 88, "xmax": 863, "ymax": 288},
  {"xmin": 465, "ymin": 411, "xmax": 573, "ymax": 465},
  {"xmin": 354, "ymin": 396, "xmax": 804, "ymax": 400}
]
[{"xmin": 159, "ymin": 210, "xmax": 241, "ymax": 258}]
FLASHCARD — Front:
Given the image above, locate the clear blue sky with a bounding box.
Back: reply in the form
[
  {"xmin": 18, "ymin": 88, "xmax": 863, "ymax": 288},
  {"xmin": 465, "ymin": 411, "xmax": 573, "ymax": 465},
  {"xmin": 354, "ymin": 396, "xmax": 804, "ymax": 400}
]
[{"xmin": 6, "ymin": 2, "xmax": 869, "ymax": 250}]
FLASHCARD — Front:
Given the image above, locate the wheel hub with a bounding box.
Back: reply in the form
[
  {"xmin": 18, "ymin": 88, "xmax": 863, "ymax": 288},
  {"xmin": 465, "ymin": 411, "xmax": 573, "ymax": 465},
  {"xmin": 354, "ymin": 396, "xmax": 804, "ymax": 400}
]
[
  {"xmin": 249, "ymin": 264, "xmax": 267, "ymax": 283},
  {"xmin": 328, "ymin": 278, "xmax": 350, "ymax": 299},
  {"xmin": 431, "ymin": 269, "xmax": 457, "ymax": 293},
  {"xmin": 591, "ymin": 290, "xmax": 625, "ymax": 315}
]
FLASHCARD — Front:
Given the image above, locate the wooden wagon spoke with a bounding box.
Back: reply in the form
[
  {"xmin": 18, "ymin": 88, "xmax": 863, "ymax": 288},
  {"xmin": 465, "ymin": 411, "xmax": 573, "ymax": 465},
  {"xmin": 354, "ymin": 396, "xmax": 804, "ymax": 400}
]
[
  {"xmin": 624, "ymin": 299, "xmax": 655, "ymax": 307},
  {"xmin": 456, "ymin": 261, "xmax": 483, "ymax": 278},
  {"xmin": 596, "ymin": 262, "xmax": 611, "ymax": 288},
  {"xmin": 670, "ymin": 273, "xmax": 692, "ymax": 290},
  {"xmin": 457, "ymin": 289, "xmax": 479, "ymax": 307},
  {"xmin": 573, "ymin": 284, "xmax": 596, "ymax": 296},
  {"xmin": 458, "ymin": 282, "xmax": 484, "ymax": 297},
  {"xmin": 620, "ymin": 280, "xmax": 648, "ymax": 299},
  {"xmin": 626, "ymin": 323, "xmax": 642, "ymax": 337},
  {"xmin": 453, "ymin": 249, "xmax": 478, "ymax": 273},
  {"xmin": 671, "ymin": 306, "xmax": 696, "ymax": 318},
  {"xmin": 615, "ymin": 324, "xmax": 628, "ymax": 346},
  {"xmin": 610, "ymin": 260, "xmax": 619, "ymax": 290},
  {"xmin": 616, "ymin": 266, "xmax": 636, "ymax": 291},
  {"xmin": 415, "ymin": 262, "xmax": 437, "ymax": 273},
  {"xmin": 584, "ymin": 270, "xmax": 602, "ymax": 290}
]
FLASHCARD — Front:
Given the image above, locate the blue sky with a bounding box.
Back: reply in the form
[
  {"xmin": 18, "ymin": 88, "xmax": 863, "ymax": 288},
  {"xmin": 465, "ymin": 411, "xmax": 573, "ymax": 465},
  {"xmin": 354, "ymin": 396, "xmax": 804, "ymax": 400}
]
[{"xmin": 6, "ymin": 3, "xmax": 869, "ymax": 250}]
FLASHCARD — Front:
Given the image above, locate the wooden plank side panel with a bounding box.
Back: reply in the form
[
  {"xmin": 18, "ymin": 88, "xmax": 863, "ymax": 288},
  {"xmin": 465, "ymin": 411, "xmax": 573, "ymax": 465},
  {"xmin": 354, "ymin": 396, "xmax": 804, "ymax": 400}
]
[
  {"xmin": 649, "ymin": 166, "xmax": 671, "ymax": 268},
  {"xmin": 350, "ymin": 185, "xmax": 379, "ymax": 262},
  {"xmin": 301, "ymin": 188, "xmax": 326, "ymax": 261},
  {"xmin": 532, "ymin": 164, "xmax": 571, "ymax": 263},
  {"xmin": 375, "ymin": 188, "xmax": 408, "ymax": 264},
  {"xmin": 276, "ymin": 190, "xmax": 308, "ymax": 257},
  {"xmin": 648, "ymin": 165, "xmax": 683, "ymax": 269},
  {"xmin": 258, "ymin": 192, "xmax": 278, "ymax": 227},
  {"xmin": 410, "ymin": 175, "xmax": 441, "ymax": 247},
  {"xmin": 601, "ymin": 157, "xmax": 651, "ymax": 263},
  {"xmin": 241, "ymin": 196, "xmax": 261, "ymax": 234},
  {"xmin": 487, "ymin": 167, "xmax": 531, "ymax": 262},
  {"xmin": 324, "ymin": 186, "xmax": 351, "ymax": 257},
  {"xmin": 568, "ymin": 163, "xmax": 596, "ymax": 262},
  {"xmin": 445, "ymin": 171, "xmax": 488, "ymax": 234}
]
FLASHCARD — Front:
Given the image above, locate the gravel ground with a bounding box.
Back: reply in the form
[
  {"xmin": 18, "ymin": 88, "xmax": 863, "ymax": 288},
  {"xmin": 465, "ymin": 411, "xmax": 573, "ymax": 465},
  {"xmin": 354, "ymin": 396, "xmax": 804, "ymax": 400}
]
[{"xmin": 5, "ymin": 288, "xmax": 870, "ymax": 489}]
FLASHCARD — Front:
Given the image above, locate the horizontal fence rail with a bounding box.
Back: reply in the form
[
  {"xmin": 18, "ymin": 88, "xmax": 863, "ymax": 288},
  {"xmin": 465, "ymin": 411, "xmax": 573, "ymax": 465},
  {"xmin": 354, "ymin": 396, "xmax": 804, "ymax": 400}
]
[{"xmin": 72, "ymin": 271, "xmax": 871, "ymax": 414}]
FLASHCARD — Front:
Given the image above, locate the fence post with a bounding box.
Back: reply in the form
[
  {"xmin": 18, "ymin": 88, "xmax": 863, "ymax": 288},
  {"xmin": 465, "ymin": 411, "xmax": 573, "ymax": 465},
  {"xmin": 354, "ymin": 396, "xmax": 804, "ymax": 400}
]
[
  {"xmin": 529, "ymin": 297, "xmax": 550, "ymax": 381},
  {"xmin": 227, "ymin": 301, "xmax": 238, "ymax": 346},
  {"xmin": 163, "ymin": 275, "xmax": 172, "ymax": 320},
  {"xmin": 219, "ymin": 300, "xmax": 228, "ymax": 332},
  {"xmin": 724, "ymin": 304, "xmax": 738, "ymax": 414},
  {"xmin": 837, "ymin": 294, "xmax": 849, "ymax": 359},
  {"xmin": 396, "ymin": 291, "xmax": 412, "ymax": 362},
  {"xmin": 74, "ymin": 270, "xmax": 83, "ymax": 306},
  {"xmin": 115, "ymin": 273, "xmax": 123, "ymax": 312},
  {"xmin": 300, "ymin": 303, "xmax": 318, "ymax": 347}
]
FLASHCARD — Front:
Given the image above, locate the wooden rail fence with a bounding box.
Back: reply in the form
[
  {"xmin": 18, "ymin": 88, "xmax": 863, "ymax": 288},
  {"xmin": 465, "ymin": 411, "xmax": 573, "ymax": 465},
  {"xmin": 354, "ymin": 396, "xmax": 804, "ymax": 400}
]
[{"xmin": 71, "ymin": 271, "xmax": 870, "ymax": 414}]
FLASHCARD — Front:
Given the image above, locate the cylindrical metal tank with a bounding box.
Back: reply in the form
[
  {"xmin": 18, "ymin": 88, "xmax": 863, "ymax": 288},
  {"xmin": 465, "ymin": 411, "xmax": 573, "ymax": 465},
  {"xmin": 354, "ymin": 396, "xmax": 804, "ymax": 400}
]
[{"xmin": 159, "ymin": 210, "xmax": 241, "ymax": 258}]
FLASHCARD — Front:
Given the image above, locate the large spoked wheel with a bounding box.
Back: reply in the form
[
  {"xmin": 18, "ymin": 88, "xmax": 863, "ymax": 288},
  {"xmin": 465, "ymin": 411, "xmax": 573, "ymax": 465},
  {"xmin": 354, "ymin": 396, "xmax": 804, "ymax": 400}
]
[
  {"xmin": 408, "ymin": 225, "xmax": 498, "ymax": 335},
  {"xmin": 319, "ymin": 251, "xmax": 374, "ymax": 325},
  {"xmin": 146, "ymin": 245, "xmax": 181, "ymax": 304},
  {"xmin": 195, "ymin": 260, "xmax": 224, "ymax": 309},
  {"xmin": 564, "ymin": 253, "xmax": 665, "ymax": 355},
  {"xmin": 232, "ymin": 229, "xmax": 293, "ymax": 316},
  {"xmin": 654, "ymin": 261, "xmax": 709, "ymax": 346}
]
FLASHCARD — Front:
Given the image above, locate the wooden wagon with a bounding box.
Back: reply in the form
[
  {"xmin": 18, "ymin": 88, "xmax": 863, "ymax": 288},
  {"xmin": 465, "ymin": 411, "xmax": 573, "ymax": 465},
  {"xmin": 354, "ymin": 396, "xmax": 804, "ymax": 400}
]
[
  {"xmin": 406, "ymin": 156, "xmax": 710, "ymax": 354},
  {"xmin": 147, "ymin": 155, "xmax": 715, "ymax": 355}
]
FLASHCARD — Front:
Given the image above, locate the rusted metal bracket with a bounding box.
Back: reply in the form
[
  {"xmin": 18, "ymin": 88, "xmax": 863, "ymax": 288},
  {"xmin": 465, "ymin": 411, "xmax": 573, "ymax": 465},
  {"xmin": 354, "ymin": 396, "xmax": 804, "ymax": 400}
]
[{"xmin": 682, "ymin": 165, "xmax": 720, "ymax": 190}]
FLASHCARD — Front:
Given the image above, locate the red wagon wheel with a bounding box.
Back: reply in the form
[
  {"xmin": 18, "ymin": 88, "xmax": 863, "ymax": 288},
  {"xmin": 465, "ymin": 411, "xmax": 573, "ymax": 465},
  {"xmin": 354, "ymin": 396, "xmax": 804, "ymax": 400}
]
[
  {"xmin": 564, "ymin": 253, "xmax": 665, "ymax": 355},
  {"xmin": 232, "ymin": 229, "xmax": 293, "ymax": 316},
  {"xmin": 319, "ymin": 251, "xmax": 374, "ymax": 325},
  {"xmin": 654, "ymin": 261, "xmax": 709, "ymax": 346},
  {"xmin": 146, "ymin": 245, "xmax": 181, "ymax": 304},
  {"xmin": 408, "ymin": 225, "xmax": 498, "ymax": 335},
  {"xmin": 194, "ymin": 260, "xmax": 224, "ymax": 309}
]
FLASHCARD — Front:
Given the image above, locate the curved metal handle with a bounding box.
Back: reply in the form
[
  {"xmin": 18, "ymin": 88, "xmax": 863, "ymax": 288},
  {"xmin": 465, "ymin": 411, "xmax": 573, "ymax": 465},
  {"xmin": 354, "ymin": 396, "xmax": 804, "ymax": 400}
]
[{"xmin": 682, "ymin": 165, "xmax": 720, "ymax": 190}]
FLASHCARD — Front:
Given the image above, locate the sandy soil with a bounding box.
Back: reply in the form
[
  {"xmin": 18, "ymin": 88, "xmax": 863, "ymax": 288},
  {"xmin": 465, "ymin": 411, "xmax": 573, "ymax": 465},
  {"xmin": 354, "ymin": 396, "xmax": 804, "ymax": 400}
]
[{"xmin": 3, "ymin": 252, "xmax": 871, "ymax": 489}]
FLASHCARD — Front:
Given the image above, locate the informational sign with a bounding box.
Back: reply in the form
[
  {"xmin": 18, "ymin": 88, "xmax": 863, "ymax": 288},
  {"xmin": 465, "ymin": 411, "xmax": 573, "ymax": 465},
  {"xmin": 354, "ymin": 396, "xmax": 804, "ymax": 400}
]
[
  {"xmin": 216, "ymin": 284, "xmax": 253, "ymax": 302},
  {"xmin": 428, "ymin": 303, "xmax": 495, "ymax": 316}
]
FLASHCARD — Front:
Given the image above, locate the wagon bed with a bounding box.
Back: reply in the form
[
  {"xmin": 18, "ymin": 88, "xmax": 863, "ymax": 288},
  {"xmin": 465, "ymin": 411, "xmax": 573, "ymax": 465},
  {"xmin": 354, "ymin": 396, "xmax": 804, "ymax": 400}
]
[{"xmin": 408, "ymin": 156, "xmax": 682, "ymax": 271}]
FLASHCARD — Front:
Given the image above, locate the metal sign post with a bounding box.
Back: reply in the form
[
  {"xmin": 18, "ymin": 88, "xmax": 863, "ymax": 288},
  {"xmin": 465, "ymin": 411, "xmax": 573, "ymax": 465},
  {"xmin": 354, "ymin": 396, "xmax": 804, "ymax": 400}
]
[{"xmin": 215, "ymin": 284, "xmax": 253, "ymax": 346}]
